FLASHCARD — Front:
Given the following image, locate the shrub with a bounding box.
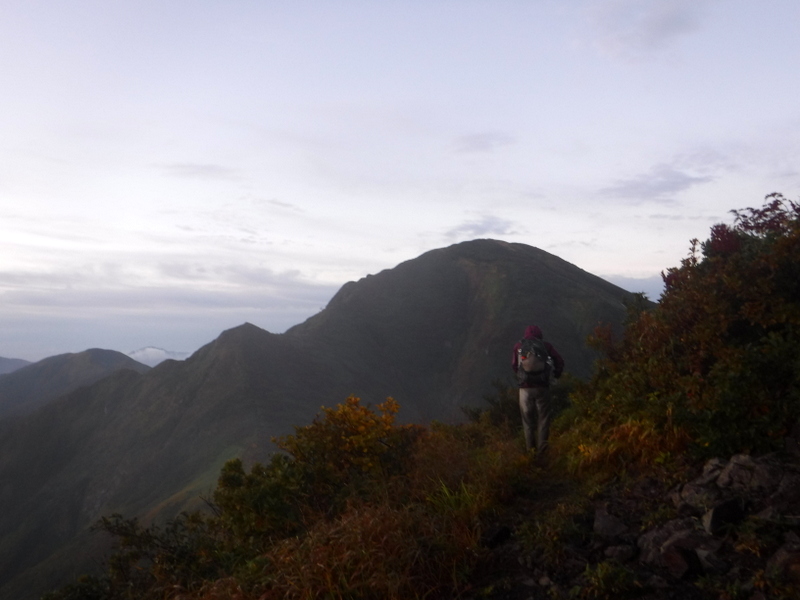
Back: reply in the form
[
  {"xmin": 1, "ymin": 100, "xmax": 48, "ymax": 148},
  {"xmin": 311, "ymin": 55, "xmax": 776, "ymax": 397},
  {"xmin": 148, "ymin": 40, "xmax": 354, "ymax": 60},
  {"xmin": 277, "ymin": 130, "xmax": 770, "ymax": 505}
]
[
  {"xmin": 259, "ymin": 501, "xmax": 480, "ymax": 600},
  {"xmin": 274, "ymin": 396, "xmax": 423, "ymax": 510},
  {"xmin": 572, "ymin": 561, "xmax": 640, "ymax": 599},
  {"xmin": 408, "ymin": 417, "xmax": 533, "ymax": 509},
  {"xmin": 213, "ymin": 454, "xmax": 304, "ymax": 553},
  {"xmin": 41, "ymin": 513, "xmax": 227, "ymax": 600},
  {"xmin": 48, "ymin": 397, "xmax": 537, "ymax": 600},
  {"xmin": 559, "ymin": 194, "xmax": 800, "ymax": 470}
]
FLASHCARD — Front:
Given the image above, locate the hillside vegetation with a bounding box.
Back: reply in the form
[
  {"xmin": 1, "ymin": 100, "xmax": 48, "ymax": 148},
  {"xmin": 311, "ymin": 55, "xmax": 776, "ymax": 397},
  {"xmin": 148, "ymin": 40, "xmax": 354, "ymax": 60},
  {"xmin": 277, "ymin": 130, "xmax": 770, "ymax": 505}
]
[
  {"xmin": 0, "ymin": 238, "xmax": 637, "ymax": 600},
  {"xmin": 556, "ymin": 193, "xmax": 800, "ymax": 467},
  {"xmin": 45, "ymin": 195, "xmax": 800, "ymax": 600}
]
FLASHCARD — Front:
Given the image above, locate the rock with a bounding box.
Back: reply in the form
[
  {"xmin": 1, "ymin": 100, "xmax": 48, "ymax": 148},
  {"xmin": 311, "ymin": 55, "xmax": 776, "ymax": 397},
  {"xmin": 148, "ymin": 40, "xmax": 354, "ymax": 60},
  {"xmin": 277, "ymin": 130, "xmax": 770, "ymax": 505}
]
[
  {"xmin": 668, "ymin": 486, "xmax": 683, "ymax": 508},
  {"xmin": 751, "ymin": 460, "xmax": 785, "ymax": 494},
  {"xmin": 766, "ymin": 542, "xmax": 800, "ymax": 583},
  {"xmin": 697, "ymin": 457, "xmax": 728, "ymax": 485},
  {"xmin": 645, "ymin": 575, "xmax": 669, "ymax": 589},
  {"xmin": 717, "ymin": 454, "xmax": 783, "ymax": 494},
  {"xmin": 681, "ymin": 481, "xmax": 722, "ymax": 511},
  {"xmin": 754, "ymin": 505, "xmax": 779, "ymax": 521},
  {"xmin": 717, "ymin": 454, "xmax": 759, "ymax": 490},
  {"xmin": 604, "ymin": 544, "xmax": 636, "ymax": 562},
  {"xmin": 785, "ymin": 421, "xmax": 800, "ymax": 458},
  {"xmin": 593, "ymin": 508, "xmax": 628, "ymax": 538},
  {"xmin": 637, "ymin": 518, "xmax": 695, "ymax": 565},
  {"xmin": 702, "ymin": 497, "xmax": 745, "ymax": 535},
  {"xmin": 660, "ymin": 529, "xmax": 710, "ymax": 579},
  {"xmin": 768, "ymin": 473, "xmax": 800, "ymax": 511},
  {"xmin": 662, "ymin": 544, "xmax": 703, "ymax": 579},
  {"xmin": 696, "ymin": 547, "xmax": 728, "ymax": 574}
]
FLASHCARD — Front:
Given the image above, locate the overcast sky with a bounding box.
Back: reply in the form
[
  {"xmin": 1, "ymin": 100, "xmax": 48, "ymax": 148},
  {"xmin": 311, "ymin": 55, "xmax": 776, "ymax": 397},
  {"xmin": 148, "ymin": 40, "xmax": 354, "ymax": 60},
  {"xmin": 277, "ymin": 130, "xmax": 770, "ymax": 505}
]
[{"xmin": 1, "ymin": 0, "xmax": 799, "ymax": 361}]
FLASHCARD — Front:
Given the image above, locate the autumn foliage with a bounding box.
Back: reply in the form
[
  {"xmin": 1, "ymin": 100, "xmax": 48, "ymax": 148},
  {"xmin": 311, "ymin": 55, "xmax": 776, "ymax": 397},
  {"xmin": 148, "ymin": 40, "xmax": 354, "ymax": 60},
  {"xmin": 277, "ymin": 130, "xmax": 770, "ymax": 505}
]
[
  {"xmin": 45, "ymin": 397, "xmax": 535, "ymax": 600},
  {"xmin": 45, "ymin": 194, "xmax": 800, "ymax": 599},
  {"xmin": 557, "ymin": 193, "xmax": 800, "ymax": 470}
]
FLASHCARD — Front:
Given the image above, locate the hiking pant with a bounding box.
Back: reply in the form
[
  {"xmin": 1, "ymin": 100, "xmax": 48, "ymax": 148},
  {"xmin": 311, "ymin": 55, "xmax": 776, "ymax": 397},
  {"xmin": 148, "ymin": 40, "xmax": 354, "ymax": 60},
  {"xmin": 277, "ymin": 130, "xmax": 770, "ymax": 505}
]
[{"xmin": 519, "ymin": 386, "xmax": 550, "ymax": 453}]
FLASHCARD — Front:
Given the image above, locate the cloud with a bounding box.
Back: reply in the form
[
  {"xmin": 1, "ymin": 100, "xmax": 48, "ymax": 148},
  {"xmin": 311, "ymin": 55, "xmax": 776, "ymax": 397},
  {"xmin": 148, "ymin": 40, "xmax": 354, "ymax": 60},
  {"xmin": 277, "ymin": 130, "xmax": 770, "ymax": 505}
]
[
  {"xmin": 546, "ymin": 239, "xmax": 598, "ymax": 251},
  {"xmin": 250, "ymin": 198, "xmax": 305, "ymax": 214},
  {"xmin": 454, "ymin": 132, "xmax": 516, "ymax": 154},
  {"xmin": 267, "ymin": 199, "xmax": 303, "ymax": 211},
  {"xmin": 647, "ymin": 213, "xmax": 717, "ymax": 222},
  {"xmin": 0, "ymin": 302, "xmax": 325, "ymax": 362},
  {"xmin": 601, "ymin": 273, "xmax": 665, "ymax": 301},
  {"xmin": 445, "ymin": 215, "xmax": 517, "ymax": 240},
  {"xmin": 600, "ymin": 163, "xmax": 713, "ymax": 203},
  {"xmin": 0, "ymin": 268, "xmax": 340, "ymax": 361},
  {"xmin": 156, "ymin": 262, "xmax": 321, "ymax": 290},
  {"xmin": 587, "ymin": 0, "xmax": 707, "ymax": 58},
  {"xmin": 158, "ymin": 163, "xmax": 240, "ymax": 180}
]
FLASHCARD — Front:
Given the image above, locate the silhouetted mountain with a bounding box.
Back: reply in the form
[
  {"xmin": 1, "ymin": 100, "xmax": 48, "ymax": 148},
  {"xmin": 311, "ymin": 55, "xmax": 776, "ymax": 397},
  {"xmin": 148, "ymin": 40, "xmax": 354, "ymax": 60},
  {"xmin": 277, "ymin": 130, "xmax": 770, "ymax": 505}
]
[
  {"xmin": 0, "ymin": 240, "xmax": 640, "ymax": 599},
  {"xmin": 0, "ymin": 349, "xmax": 151, "ymax": 419},
  {"xmin": 0, "ymin": 357, "xmax": 31, "ymax": 375},
  {"xmin": 286, "ymin": 239, "xmax": 634, "ymax": 423}
]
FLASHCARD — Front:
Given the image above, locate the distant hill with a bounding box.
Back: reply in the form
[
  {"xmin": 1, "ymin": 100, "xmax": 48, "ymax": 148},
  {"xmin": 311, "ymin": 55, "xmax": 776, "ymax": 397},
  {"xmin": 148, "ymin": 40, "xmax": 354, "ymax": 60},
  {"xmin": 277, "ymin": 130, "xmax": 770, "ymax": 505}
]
[
  {"xmin": 126, "ymin": 346, "xmax": 192, "ymax": 367},
  {"xmin": 0, "ymin": 240, "xmax": 640, "ymax": 599},
  {"xmin": 0, "ymin": 349, "xmax": 150, "ymax": 419},
  {"xmin": 0, "ymin": 357, "xmax": 31, "ymax": 376}
]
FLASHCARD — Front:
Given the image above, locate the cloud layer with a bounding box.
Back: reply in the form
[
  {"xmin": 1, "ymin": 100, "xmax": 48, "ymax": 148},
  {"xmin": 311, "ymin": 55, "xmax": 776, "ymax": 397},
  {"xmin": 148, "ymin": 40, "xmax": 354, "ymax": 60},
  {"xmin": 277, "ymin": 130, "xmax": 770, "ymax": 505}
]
[{"xmin": 0, "ymin": 0, "xmax": 798, "ymax": 360}]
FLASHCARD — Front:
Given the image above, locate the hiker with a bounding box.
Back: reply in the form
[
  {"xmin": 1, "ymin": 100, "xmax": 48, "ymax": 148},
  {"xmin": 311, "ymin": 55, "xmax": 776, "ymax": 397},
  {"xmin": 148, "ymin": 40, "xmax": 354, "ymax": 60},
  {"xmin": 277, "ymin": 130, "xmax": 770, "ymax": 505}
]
[{"xmin": 512, "ymin": 325, "xmax": 564, "ymax": 455}]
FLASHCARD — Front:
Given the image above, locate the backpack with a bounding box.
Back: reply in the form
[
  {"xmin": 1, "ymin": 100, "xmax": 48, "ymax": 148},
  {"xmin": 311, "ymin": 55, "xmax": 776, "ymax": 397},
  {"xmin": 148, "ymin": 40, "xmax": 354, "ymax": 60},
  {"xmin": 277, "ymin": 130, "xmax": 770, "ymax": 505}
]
[{"xmin": 516, "ymin": 337, "xmax": 553, "ymax": 386}]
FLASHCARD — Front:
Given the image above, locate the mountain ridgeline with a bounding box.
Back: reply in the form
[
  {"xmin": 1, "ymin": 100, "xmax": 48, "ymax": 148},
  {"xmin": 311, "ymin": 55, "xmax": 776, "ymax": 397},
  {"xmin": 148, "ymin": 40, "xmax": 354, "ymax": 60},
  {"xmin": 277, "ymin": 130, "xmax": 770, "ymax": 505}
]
[
  {"xmin": 0, "ymin": 357, "xmax": 31, "ymax": 376},
  {"xmin": 0, "ymin": 349, "xmax": 151, "ymax": 419},
  {"xmin": 0, "ymin": 240, "xmax": 641, "ymax": 599}
]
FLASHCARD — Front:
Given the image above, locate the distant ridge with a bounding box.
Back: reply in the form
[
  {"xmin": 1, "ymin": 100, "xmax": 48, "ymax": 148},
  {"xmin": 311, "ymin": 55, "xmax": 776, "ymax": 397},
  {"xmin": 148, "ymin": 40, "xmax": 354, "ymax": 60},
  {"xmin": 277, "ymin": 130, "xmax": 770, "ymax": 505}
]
[
  {"xmin": 0, "ymin": 357, "xmax": 31, "ymax": 376},
  {"xmin": 0, "ymin": 239, "xmax": 639, "ymax": 599},
  {"xmin": 0, "ymin": 348, "xmax": 150, "ymax": 419}
]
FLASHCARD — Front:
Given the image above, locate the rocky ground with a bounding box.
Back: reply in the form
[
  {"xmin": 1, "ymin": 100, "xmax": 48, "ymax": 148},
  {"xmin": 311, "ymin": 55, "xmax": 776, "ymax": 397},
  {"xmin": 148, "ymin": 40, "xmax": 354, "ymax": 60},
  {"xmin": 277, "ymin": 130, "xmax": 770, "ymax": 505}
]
[{"xmin": 471, "ymin": 452, "xmax": 800, "ymax": 599}]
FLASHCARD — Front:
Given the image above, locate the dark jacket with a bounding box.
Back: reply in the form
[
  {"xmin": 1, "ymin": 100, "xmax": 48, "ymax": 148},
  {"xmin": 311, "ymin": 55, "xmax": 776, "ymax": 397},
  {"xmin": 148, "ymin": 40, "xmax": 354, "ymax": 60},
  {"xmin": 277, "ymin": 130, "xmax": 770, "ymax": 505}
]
[{"xmin": 512, "ymin": 325, "xmax": 565, "ymax": 388}]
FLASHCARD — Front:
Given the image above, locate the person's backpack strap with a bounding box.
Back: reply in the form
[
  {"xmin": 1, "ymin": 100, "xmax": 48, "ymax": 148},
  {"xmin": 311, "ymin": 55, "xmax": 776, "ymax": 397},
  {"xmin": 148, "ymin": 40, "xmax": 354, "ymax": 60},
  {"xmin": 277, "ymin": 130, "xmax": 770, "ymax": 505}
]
[{"xmin": 517, "ymin": 338, "xmax": 552, "ymax": 386}]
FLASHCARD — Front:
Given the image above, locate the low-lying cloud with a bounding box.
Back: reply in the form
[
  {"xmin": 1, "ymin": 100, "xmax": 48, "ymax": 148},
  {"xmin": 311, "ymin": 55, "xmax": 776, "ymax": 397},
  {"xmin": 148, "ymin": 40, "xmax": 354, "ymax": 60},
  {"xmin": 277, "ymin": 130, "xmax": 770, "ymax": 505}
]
[
  {"xmin": 0, "ymin": 277, "xmax": 340, "ymax": 361},
  {"xmin": 600, "ymin": 163, "xmax": 714, "ymax": 203},
  {"xmin": 602, "ymin": 273, "xmax": 665, "ymax": 301},
  {"xmin": 445, "ymin": 216, "xmax": 517, "ymax": 240}
]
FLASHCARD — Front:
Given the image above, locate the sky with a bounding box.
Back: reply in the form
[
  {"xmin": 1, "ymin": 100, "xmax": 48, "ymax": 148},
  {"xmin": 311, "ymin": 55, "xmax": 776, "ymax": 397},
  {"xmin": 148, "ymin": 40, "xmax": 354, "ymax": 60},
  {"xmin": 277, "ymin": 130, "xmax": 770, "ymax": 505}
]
[{"xmin": 1, "ymin": 0, "xmax": 799, "ymax": 362}]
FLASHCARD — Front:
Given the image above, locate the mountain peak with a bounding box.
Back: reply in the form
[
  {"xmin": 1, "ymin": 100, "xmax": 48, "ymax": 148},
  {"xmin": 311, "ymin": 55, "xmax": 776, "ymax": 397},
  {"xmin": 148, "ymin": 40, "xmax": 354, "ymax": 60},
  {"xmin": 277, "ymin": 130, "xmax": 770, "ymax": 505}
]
[
  {"xmin": 0, "ymin": 348, "xmax": 150, "ymax": 419},
  {"xmin": 213, "ymin": 322, "xmax": 273, "ymax": 346}
]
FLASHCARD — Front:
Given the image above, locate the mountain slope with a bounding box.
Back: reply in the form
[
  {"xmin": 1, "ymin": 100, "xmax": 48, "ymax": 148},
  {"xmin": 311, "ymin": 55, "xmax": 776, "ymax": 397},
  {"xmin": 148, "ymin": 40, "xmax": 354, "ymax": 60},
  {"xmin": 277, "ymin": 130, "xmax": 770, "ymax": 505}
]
[
  {"xmin": 0, "ymin": 240, "xmax": 640, "ymax": 599},
  {"xmin": 0, "ymin": 357, "xmax": 31, "ymax": 375},
  {"xmin": 0, "ymin": 348, "xmax": 151, "ymax": 419},
  {"xmin": 286, "ymin": 239, "xmax": 634, "ymax": 422}
]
